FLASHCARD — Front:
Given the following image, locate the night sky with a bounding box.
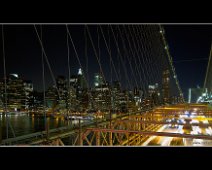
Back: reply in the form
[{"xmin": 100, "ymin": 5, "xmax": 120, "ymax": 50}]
[
  {"xmin": 0, "ymin": 24, "xmax": 211, "ymax": 101},
  {"xmin": 164, "ymin": 25, "xmax": 212, "ymax": 99}
]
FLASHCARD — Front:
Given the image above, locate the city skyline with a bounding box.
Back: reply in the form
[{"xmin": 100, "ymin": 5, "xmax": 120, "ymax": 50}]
[
  {"xmin": 0, "ymin": 24, "xmax": 212, "ymax": 146},
  {"xmin": 0, "ymin": 24, "xmax": 211, "ymax": 98}
]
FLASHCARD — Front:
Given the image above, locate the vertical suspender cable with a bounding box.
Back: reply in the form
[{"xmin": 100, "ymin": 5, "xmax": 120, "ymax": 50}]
[
  {"xmin": 2, "ymin": 25, "xmax": 16, "ymax": 139},
  {"xmin": 67, "ymin": 25, "xmax": 72, "ymax": 128},
  {"xmin": 34, "ymin": 25, "xmax": 61, "ymax": 100},
  {"xmin": 2, "ymin": 25, "xmax": 8, "ymax": 139},
  {"xmin": 40, "ymin": 25, "xmax": 48, "ymax": 138}
]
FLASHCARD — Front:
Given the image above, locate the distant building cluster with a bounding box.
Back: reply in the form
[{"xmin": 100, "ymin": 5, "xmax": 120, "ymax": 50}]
[
  {"xmin": 0, "ymin": 74, "xmax": 33, "ymax": 112},
  {"xmin": 0, "ymin": 69, "xmax": 183, "ymax": 113}
]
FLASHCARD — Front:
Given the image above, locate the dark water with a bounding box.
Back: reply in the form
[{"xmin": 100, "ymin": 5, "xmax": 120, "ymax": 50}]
[{"xmin": 0, "ymin": 113, "xmax": 70, "ymax": 139}]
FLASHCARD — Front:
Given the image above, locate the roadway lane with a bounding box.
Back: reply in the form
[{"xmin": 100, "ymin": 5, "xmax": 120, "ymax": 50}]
[
  {"xmin": 183, "ymin": 116, "xmax": 212, "ymax": 146},
  {"xmin": 142, "ymin": 125, "xmax": 183, "ymax": 146},
  {"xmin": 143, "ymin": 110, "xmax": 212, "ymax": 146}
]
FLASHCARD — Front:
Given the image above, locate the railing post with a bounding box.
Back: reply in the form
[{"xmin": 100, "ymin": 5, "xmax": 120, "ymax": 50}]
[
  {"xmin": 109, "ymin": 131, "xmax": 113, "ymax": 146},
  {"xmin": 78, "ymin": 119, "xmax": 83, "ymax": 145},
  {"xmin": 96, "ymin": 131, "xmax": 100, "ymax": 146}
]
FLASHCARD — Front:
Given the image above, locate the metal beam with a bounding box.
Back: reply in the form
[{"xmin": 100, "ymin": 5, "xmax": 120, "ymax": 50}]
[
  {"xmin": 115, "ymin": 119, "xmax": 212, "ymax": 128},
  {"xmin": 86, "ymin": 128, "xmax": 212, "ymax": 140}
]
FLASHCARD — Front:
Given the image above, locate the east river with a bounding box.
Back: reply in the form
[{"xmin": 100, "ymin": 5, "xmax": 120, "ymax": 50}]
[{"xmin": 0, "ymin": 112, "xmax": 86, "ymax": 140}]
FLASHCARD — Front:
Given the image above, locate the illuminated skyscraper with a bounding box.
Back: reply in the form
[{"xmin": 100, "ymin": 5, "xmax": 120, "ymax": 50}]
[
  {"xmin": 94, "ymin": 73, "xmax": 103, "ymax": 87},
  {"xmin": 162, "ymin": 69, "xmax": 170, "ymax": 104},
  {"xmin": 56, "ymin": 76, "xmax": 68, "ymax": 108},
  {"xmin": 7, "ymin": 74, "xmax": 26, "ymax": 111},
  {"xmin": 77, "ymin": 68, "xmax": 86, "ymax": 90},
  {"xmin": 23, "ymin": 80, "xmax": 33, "ymax": 110},
  {"xmin": 76, "ymin": 68, "xmax": 88, "ymax": 111}
]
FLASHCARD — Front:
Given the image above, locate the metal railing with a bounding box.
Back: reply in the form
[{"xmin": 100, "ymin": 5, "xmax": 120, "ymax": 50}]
[{"xmin": 0, "ymin": 107, "xmax": 159, "ymax": 145}]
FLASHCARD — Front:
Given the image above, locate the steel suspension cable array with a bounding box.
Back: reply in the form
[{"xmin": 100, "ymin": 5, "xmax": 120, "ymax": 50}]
[
  {"xmin": 147, "ymin": 25, "xmax": 178, "ymax": 98},
  {"xmin": 159, "ymin": 25, "xmax": 184, "ymax": 102},
  {"xmin": 147, "ymin": 26, "xmax": 164, "ymax": 73},
  {"xmin": 139, "ymin": 25, "xmax": 165, "ymax": 93},
  {"xmin": 149, "ymin": 25, "xmax": 181, "ymax": 99},
  {"xmin": 132, "ymin": 25, "xmax": 154, "ymax": 86},
  {"xmin": 133, "ymin": 26, "xmax": 151, "ymax": 86},
  {"xmin": 145, "ymin": 25, "xmax": 165, "ymax": 89},
  {"xmin": 110, "ymin": 26, "xmax": 132, "ymax": 90},
  {"xmin": 116, "ymin": 26, "xmax": 139, "ymax": 90},
  {"xmin": 126, "ymin": 26, "xmax": 149, "ymax": 94},
  {"xmin": 137, "ymin": 25, "xmax": 161, "ymax": 86},
  {"xmin": 140, "ymin": 26, "xmax": 161, "ymax": 87},
  {"xmin": 117, "ymin": 26, "xmax": 141, "ymax": 88},
  {"xmin": 135, "ymin": 25, "xmax": 169, "ymax": 104},
  {"xmin": 34, "ymin": 25, "xmax": 61, "ymax": 100},
  {"xmin": 122, "ymin": 26, "xmax": 147, "ymax": 95},
  {"xmin": 85, "ymin": 25, "xmax": 107, "ymax": 86},
  {"xmin": 99, "ymin": 25, "xmax": 120, "ymax": 84}
]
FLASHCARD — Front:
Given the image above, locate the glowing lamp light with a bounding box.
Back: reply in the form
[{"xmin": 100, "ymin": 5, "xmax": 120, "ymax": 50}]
[
  {"xmin": 78, "ymin": 68, "xmax": 82, "ymax": 75},
  {"xmin": 11, "ymin": 74, "xmax": 18, "ymax": 78}
]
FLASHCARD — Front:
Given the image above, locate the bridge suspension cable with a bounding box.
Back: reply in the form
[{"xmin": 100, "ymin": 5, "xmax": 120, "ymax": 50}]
[
  {"xmin": 86, "ymin": 25, "xmax": 107, "ymax": 86},
  {"xmin": 122, "ymin": 26, "xmax": 147, "ymax": 95},
  {"xmin": 110, "ymin": 26, "xmax": 132, "ymax": 90},
  {"xmin": 99, "ymin": 25, "xmax": 120, "ymax": 83},
  {"xmin": 138, "ymin": 25, "xmax": 162, "ymax": 86},
  {"xmin": 1, "ymin": 25, "xmax": 16, "ymax": 139},
  {"xmin": 150, "ymin": 25, "xmax": 181, "ymax": 99},
  {"xmin": 34, "ymin": 25, "xmax": 61, "ymax": 100},
  {"xmin": 135, "ymin": 25, "xmax": 155, "ymax": 86},
  {"xmin": 117, "ymin": 26, "xmax": 139, "ymax": 90},
  {"xmin": 159, "ymin": 25, "xmax": 184, "ymax": 102},
  {"xmin": 40, "ymin": 25, "xmax": 48, "ymax": 138},
  {"xmin": 135, "ymin": 25, "xmax": 158, "ymax": 93}
]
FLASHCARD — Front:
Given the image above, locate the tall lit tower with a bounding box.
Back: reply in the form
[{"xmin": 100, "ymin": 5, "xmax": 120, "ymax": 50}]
[
  {"xmin": 77, "ymin": 68, "xmax": 86, "ymax": 89},
  {"xmin": 77, "ymin": 68, "xmax": 88, "ymax": 111},
  {"xmin": 162, "ymin": 69, "xmax": 170, "ymax": 104}
]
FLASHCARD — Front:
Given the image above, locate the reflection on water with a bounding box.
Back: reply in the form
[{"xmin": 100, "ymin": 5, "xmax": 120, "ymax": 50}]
[{"xmin": 0, "ymin": 113, "xmax": 69, "ymax": 139}]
